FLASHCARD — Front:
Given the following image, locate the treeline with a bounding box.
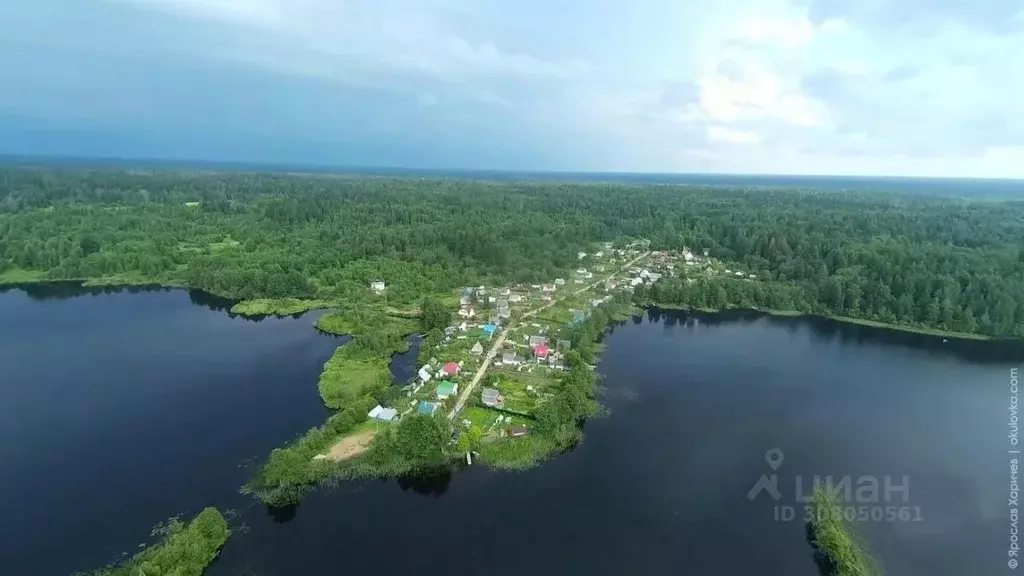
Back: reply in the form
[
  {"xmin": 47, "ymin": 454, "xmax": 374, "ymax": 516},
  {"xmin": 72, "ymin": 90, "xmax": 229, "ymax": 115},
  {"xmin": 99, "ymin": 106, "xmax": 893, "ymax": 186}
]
[{"xmin": 2, "ymin": 167, "xmax": 1023, "ymax": 336}]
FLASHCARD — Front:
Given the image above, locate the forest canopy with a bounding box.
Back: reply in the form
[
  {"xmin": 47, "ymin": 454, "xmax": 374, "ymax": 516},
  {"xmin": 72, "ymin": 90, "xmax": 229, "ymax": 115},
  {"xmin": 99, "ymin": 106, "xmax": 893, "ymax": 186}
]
[{"xmin": 1, "ymin": 166, "xmax": 1022, "ymax": 337}]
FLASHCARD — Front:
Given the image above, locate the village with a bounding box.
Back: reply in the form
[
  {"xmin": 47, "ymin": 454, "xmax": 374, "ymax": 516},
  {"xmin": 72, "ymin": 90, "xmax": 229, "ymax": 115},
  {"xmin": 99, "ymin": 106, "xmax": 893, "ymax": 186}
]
[{"xmin": 358, "ymin": 240, "xmax": 755, "ymax": 452}]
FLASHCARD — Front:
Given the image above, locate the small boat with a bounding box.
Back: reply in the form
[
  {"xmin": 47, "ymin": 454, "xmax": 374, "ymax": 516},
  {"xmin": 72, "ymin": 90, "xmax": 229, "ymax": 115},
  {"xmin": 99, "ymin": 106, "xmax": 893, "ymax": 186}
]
[{"xmin": 942, "ymin": 338, "xmax": 948, "ymax": 343}]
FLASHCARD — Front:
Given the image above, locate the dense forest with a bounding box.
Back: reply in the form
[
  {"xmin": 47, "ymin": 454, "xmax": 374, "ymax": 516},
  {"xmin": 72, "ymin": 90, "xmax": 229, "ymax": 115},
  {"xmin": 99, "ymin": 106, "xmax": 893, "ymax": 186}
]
[{"xmin": 2, "ymin": 166, "xmax": 1023, "ymax": 337}]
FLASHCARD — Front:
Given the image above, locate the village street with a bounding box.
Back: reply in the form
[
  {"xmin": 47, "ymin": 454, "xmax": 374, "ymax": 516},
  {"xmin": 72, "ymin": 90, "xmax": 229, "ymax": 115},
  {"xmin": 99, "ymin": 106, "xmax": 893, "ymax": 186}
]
[{"xmin": 447, "ymin": 250, "xmax": 651, "ymax": 421}]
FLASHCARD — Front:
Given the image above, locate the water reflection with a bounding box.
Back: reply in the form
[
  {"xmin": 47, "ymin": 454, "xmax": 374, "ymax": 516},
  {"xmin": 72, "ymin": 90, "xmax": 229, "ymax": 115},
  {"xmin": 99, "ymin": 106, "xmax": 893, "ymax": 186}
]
[
  {"xmin": 395, "ymin": 466, "xmax": 453, "ymax": 498},
  {"xmin": 646, "ymin": 306, "xmax": 1024, "ymax": 365},
  {"xmin": 267, "ymin": 504, "xmax": 298, "ymax": 524},
  {"xmin": 0, "ymin": 280, "xmax": 173, "ymax": 300}
]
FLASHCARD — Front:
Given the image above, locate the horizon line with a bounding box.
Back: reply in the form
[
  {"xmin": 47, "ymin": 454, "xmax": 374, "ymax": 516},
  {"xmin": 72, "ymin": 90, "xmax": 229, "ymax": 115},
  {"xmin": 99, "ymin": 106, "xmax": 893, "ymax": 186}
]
[{"xmin": 1, "ymin": 153, "xmax": 1022, "ymax": 183}]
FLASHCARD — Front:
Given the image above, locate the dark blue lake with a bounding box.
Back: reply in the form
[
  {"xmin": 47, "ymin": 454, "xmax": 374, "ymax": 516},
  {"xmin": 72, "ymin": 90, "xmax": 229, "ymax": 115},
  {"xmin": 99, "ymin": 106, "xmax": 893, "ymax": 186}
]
[
  {"xmin": 0, "ymin": 286, "xmax": 339, "ymax": 575},
  {"xmin": 0, "ymin": 289, "xmax": 1019, "ymax": 575}
]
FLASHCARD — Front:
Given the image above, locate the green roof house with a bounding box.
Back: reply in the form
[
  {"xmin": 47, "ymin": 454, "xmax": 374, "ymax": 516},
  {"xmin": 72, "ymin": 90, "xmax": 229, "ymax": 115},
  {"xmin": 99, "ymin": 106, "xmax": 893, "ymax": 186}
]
[{"xmin": 436, "ymin": 381, "xmax": 458, "ymax": 400}]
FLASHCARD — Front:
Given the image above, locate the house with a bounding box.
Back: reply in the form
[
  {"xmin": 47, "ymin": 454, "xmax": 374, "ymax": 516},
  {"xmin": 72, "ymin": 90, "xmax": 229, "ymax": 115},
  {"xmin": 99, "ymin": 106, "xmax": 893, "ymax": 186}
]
[
  {"xmin": 368, "ymin": 405, "xmax": 398, "ymax": 422},
  {"xmin": 371, "ymin": 280, "xmax": 386, "ymax": 293},
  {"xmin": 554, "ymin": 278, "xmax": 565, "ymax": 285},
  {"xmin": 749, "ymin": 274, "xmax": 757, "ymax": 279},
  {"xmin": 684, "ymin": 252, "xmax": 694, "ymax": 262},
  {"xmin": 462, "ymin": 287, "xmax": 474, "ymax": 298},
  {"xmin": 442, "ymin": 362, "xmax": 460, "ymax": 376},
  {"xmin": 495, "ymin": 299, "xmax": 509, "ymax": 310},
  {"xmin": 488, "ymin": 296, "xmax": 496, "ymax": 304},
  {"xmin": 444, "ymin": 326, "xmax": 457, "ymax": 336},
  {"xmin": 703, "ymin": 249, "xmax": 710, "ymax": 256},
  {"xmin": 417, "ymin": 401, "xmax": 439, "ymax": 416},
  {"xmin": 459, "ymin": 295, "xmax": 472, "ymax": 307},
  {"xmin": 583, "ymin": 271, "xmax": 594, "ymax": 279},
  {"xmin": 482, "ymin": 324, "xmax": 497, "ymax": 337},
  {"xmin": 481, "ymin": 387, "xmax": 504, "ymax": 408},
  {"xmin": 639, "ymin": 269, "xmax": 650, "ymax": 278},
  {"xmin": 540, "ymin": 294, "xmax": 552, "ymax": 301},
  {"xmin": 541, "ymin": 284, "xmax": 556, "ymax": 292},
  {"xmin": 576, "ymin": 268, "xmax": 587, "ymax": 275},
  {"xmin": 510, "ymin": 426, "xmax": 528, "ymax": 437},
  {"xmin": 470, "ymin": 342, "xmax": 484, "ymax": 356},
  {"xmin": 595, "ymin": 251, "xmax": 604, "ymax": 257},
  {"xmin": 418, "ymin": 366, "xmax": 433, "ymax": 383},
  {"xmin": 497, "ymin": 306, "xmax": 511, "ymax": 319},
  {"xmin": 459, "ymin": 321, "xmax": 468, "ymax": 331},
  {"xmin": 534, "ymin": 344, "xmax": 550, "ymax": 361},
  {"xmin": 557, "ymin": 339, "xmax": 571, "ymax": 351},
  {"xmin": 578, "ymin": 252, "xmax": 587, "ymax": 260},
  {"xmin": 500, "ymin": 288, "xmax": 511, "ymax": 296},
  {"xmin": 501, "ymin": 352, "xmax": 519, "ymax": 365},
  {"xmin": 509, "ymin": 294, "xmax": 523, "ymax": 303},
  {"xmin": 529, "ymin": 335, "xmax": 547, "ymax": 348},
  {"xmin": 629, "ymin": 277, "xmax": 643, "ymax": 287},
  {"xmin": 648, "ymin": 272, "xmax": 662, "ymax": 282},
  {"xmin": 458, "ymin": 307, "xmax": 475, "ymax": 318},
  {"xmin": 435, "ymin": 381, "xmax": 458, "ymax": 399}
]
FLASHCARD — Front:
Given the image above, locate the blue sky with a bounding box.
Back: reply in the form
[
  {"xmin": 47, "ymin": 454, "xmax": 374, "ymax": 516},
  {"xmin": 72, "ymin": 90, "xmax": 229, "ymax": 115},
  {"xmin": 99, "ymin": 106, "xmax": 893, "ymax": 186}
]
[{"xmin": 2, "ymin": 0, "xmax": 1022, "ymax": 177}]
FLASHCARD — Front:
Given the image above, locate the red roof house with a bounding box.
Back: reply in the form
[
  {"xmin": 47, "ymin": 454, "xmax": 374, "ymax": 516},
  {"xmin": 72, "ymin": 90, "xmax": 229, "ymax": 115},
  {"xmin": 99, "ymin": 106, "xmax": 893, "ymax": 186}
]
[
  {"xmin": 534, "ymin": 344, "xmax": 549, "ymax": 360},
  {"xmin": 442, "ymin": 362, "xmax": 460, "ymax": 376}
]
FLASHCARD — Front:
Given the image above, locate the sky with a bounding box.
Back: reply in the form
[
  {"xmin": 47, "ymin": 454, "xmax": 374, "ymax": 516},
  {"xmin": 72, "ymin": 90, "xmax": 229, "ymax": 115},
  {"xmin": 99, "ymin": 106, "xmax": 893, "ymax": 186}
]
[{"xmin": 1, "ymin": 0, "xmax": 1023, "ymax": 177}]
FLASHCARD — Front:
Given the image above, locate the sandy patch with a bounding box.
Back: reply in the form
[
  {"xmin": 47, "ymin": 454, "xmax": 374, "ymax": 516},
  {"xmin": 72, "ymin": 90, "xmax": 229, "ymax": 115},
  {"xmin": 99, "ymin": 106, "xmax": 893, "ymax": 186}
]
[{"xmin": 324, "ymin": 429, "xmax": 376, "ymax": 461}]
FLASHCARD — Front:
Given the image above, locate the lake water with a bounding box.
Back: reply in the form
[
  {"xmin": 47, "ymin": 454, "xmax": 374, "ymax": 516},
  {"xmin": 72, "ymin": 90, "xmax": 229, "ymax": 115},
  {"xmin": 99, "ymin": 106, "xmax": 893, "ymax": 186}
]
[
  {"xmin": 1, "ymin": 290, "xmax": 1019, "ymax": 575},
  {"xmin": 0, "ymin": 286, "xmax": 340, "ymax": 575}
]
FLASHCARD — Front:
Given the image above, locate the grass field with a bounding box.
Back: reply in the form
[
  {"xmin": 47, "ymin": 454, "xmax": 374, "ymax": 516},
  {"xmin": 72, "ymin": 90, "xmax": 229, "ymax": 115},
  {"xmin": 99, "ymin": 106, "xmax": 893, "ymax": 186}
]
[
  {"xmin": 230, "ymin": 298, "xmax": 336, "ymax": 317},
  {"xmin": 0, "ymin": 268, "xmax": 47, "ymax": 284}
]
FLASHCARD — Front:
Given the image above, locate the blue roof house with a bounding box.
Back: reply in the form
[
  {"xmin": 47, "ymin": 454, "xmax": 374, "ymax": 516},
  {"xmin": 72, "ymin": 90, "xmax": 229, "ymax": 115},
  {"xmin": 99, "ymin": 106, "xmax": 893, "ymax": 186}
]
[
  {"xmin": 482, "ymin": 324, "xmax": 497, "ymax": 338},
  {"xmin": 417, "ymin": 401, "xmax": 439, "ymax": 416}
]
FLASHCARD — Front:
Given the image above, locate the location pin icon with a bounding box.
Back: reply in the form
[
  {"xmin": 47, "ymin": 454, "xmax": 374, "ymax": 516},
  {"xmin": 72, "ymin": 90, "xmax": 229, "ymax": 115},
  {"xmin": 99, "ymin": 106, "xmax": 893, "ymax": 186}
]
[{"xmin": 765, "ymin": 448, "xmax": 784, "ymax": 471}]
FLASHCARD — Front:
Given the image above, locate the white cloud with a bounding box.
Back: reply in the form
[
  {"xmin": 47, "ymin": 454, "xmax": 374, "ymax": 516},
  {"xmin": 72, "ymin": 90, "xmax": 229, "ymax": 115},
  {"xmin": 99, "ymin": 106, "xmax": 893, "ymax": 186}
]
[
  {"xmin": 735, "ymin": 17, "xmax": 816, "ymax": 45},
  {"xmin": 707, "ymin": 125, "xmax": 760, "ymax": 144},
  {"xmin": 472, "ymin": 89, "xmax": 513, "ymax": 109},
  {"xmin": 56, "ymin": 0, "xmax": 1024, "ymax": 176},
  {"xmin": 119, "ymin": 0, "xmax": 589, "ymax": 81}
]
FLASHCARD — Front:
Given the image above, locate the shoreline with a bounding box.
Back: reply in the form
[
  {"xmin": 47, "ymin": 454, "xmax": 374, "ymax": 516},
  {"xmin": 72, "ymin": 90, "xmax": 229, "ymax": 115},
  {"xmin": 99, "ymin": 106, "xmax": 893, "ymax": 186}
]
[
  {"xmin": 1, "ymin": 273, "xmax": 1011, "ymax": 342},
  {"xmin": 644, "ymin": 302, "xmax": 997, "ymax": 342}
]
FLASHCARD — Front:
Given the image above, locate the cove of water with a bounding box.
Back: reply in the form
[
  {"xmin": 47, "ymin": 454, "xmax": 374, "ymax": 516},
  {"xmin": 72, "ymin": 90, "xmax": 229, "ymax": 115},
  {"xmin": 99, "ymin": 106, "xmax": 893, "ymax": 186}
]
[{"xmin": 1, "ymin": 288, "xmax": 1019, "ymax": 575}]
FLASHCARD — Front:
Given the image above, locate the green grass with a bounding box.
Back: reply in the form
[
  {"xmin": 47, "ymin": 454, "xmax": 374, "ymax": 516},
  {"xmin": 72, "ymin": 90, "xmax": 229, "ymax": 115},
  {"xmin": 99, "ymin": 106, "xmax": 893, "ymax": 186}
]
[
  {"xmin": 0, "ymin": 268, "xmax": 46, "ymax": 284},
  {"xmin": 317, "ymin": 345, "xmax": 392, "ymax": 409},
  {"xmin": 315, "ymin": 309, "xmax": 419, "ymax": 338},
  {"xmin": 476, "ymin": 434, "xmax": 559, "ymax": 470},
  {"xmin": 79, "ymin": 508, "xmax": 230, "ymax": 576},
  {"xmin": 230, "ymin": 298, "xmax": 335, "ymax": 317},
  {"xmin": 491, "ymin": 373, "xmax": 542, "ymax": 414},
  {"xmin": 807, "ymin": 486, "xmax": 880, "ymax": 575}
]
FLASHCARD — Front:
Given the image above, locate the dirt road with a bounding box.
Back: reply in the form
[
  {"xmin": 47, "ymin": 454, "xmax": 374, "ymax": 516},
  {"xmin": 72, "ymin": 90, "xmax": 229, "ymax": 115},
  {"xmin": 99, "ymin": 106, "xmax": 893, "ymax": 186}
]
[{"xmin": 447, "ymin": 250, "xmax": 650, "ymax": 420}]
